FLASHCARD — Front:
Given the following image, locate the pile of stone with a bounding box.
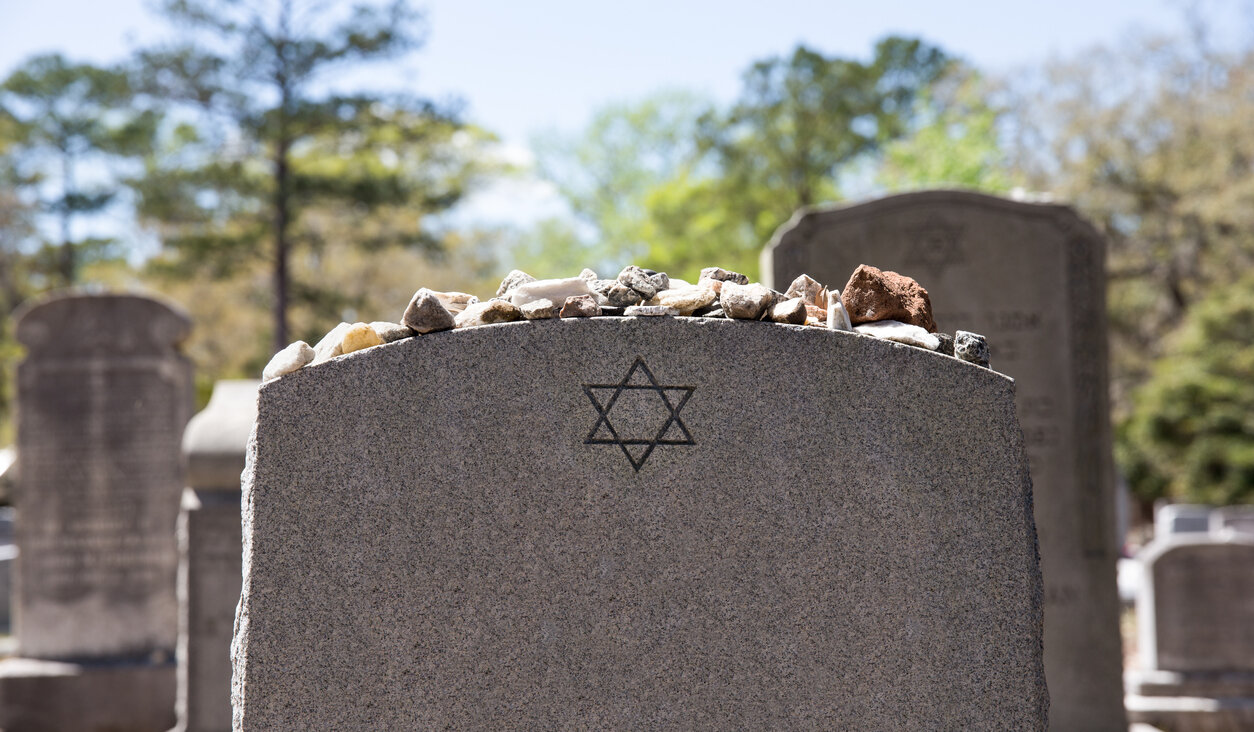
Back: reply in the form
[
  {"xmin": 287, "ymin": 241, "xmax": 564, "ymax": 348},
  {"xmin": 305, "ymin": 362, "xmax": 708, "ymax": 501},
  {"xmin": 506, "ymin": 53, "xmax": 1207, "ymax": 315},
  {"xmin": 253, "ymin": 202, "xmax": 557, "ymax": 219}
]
[{"xmin": 262, "ymin": 263, "xmax": 991, "ymax": 381}]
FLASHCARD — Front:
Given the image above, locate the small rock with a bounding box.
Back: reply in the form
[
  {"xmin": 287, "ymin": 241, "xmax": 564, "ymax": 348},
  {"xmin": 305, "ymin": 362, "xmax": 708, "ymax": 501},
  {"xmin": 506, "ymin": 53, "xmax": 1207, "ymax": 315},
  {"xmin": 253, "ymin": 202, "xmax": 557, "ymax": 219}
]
[
  {"xmin": 624, "ymin": 305, "xmax": 679, "ymax": 316},
  {"xmin": 699, "ymin": 266, "xmax": 749, "ymax": 285},
  {"xmin": 827, "ymin": 299, "xmax": 853, "ymax": 331},
  {"xmin": 646, "ymin": 284, "xmax": 717, "ymax": 315},
  {"xmin": 768, "ymin": 297, "xmax": 807, "ymax": 325},
  {"xmin": 784, "ymin": 274, "xmax": 829, "ymax": 309},
  {"xmin": 559, "ymin": 294, "xmax": 601, "ymax": 318},
  {"xmin": 402, "ymin": 289, "xmax": 456, "ymax": 334},
  {"xmin": 312, "ymin": 322, "xmax": 353, "ymax": 364},
  {"xmin": 369, "ymin": 321, "xmax": 414, "ymax": 343},
  {"xmin": 430, "ymin": 291, "xmax": 478, "ymax": 315},
  {"xmin": 804, "ymin": 303, "xmax": 827, "ymax": 325},
  {"xmin": 667, "ymin": 277, "xmax": 693, "ymax": 289},
  {"xmin": 495, "ymin": 269, "xmax": 536, "ymax": 297},
  {"xmin": 262, "ymin": 340, "xmax": 314, "ymax": 381},
  {"xmin": 455, "ymin": 300, "xmax": 522, "ymax": 328},
  {"xmin": 341, "ymin": 322, "xmax": 383, "ymax": 354},
  {"xmin": 841, "ymin": 264, "xmax": 937, "ymax": 332},
  {"xmin": 579, "ymin": 267, "xmax": 599, "ymax": 282},
  {"xmin": 508, "ymin": 276, "xmax": 594, "ymax": 307},
  {"xmin": 700, "ymin": 307, "xmax": 726, "ymax": 318},
  {"xmin": 757, "ymin": 289, "xmax": 787, "ymax": 320},
  {"xmin": 647, "ymin": 271, "xmax": 670, "ymax": 293},
  {"xmin": 954, "ymin": 330, "xmax": 990, "ymax": 367},
  {"xmin": 854, "ymin": 320, "xmax": 941, "ymax": 350},
  {"xmin": 934, "ymin": 332, "xmax": 955, "ymax": 357},
  {"xmin": 520, "ymin": 298, "xmax": 558, "ymax": 320},
  {"xmin": 720, "ymin": 282, "xmax": 774, "ymax": 320},
  {"xmin": 617, "ymin": 265, "xmax": 659, "ymax": 300},
  {"xmin": 596, "ymin": 280, "xmax": 643, "ymax": 308}
]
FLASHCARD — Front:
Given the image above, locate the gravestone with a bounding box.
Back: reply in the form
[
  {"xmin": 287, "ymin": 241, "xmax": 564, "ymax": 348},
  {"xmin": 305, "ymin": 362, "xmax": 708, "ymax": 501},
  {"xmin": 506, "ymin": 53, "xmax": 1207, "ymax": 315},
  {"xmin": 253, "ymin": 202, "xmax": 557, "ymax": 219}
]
[
  {"xmin": 1156, "ymin": 503, "xmax": 1213, "ymax": 537},
  {"xmin": 0, "ymin": 293, "xmax": 192, "ymax": 732},
  {"xmin": 232, "ymin": 317, "xmax": 1048, "ymax": 729},
  {"xmin": 1126, "ymin": 536, "xmax": 1254, "ymax": 731},
  {"xmin": 763, "ymin": 190, "xmax": 1124, "ymax": 731},
  {"xmin": 0, "ymin": 507, "xmax": 13, "ymax": 632},
  {"xmin": 177, "ymin": 380, "xmax": 258, "ymax": 732},
  {"xmin": 1210, "ymin": 506, "xmax": 1254, "ymax": 537}
]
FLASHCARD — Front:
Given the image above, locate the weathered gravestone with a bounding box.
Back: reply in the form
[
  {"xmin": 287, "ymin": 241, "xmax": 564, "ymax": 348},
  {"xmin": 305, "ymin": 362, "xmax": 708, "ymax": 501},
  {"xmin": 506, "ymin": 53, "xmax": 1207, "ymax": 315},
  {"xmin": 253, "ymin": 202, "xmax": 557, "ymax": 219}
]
[
  {"xmin": 177, "ymin": 380, "xmax": 259, "ymax": 732},
  {"xmin": 232, "ymin": 317, "xmax": 1048, "ymax": 729},
  {"xmin": 763, "ymin": 190, "xmax": 1124, "ymax": 731},
  {"xmin": 1125, "ymin": 536, "xmax": 1254, "ymax": 731},
  {"xmin": 0, "ymin": 293, "xmax": 193, "ymax": 732}
]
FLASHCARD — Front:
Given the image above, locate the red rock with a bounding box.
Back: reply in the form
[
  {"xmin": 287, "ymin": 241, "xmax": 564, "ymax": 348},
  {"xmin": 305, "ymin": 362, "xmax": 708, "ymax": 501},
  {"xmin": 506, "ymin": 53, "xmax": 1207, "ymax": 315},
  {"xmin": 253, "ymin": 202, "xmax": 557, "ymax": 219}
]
[{"xmin": 840, "ymin": 264, "xmax": 937, "ymax": 332}]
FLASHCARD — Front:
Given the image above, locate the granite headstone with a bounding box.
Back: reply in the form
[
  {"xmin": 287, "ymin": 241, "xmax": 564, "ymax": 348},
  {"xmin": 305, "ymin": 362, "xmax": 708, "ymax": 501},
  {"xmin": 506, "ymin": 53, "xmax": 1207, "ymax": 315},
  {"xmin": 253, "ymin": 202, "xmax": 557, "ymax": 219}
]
[
  {"xmin": 177, "ymin": 380, "xmax": 258, "ymax": 732},
  {"xmin": 763, "ymin": 190, "xmax": 1124, "ymax": 731},
  {"xmin": 0, "ymin": 293, "xmax": 192, "ymax": 732},
  {"xmin": 1126, "ymin": 536, "xmax": 1254, "ymax": 731},
  {"xmin": 231, "ymin": 317, "xmax": 1047, "ymax": 729}
]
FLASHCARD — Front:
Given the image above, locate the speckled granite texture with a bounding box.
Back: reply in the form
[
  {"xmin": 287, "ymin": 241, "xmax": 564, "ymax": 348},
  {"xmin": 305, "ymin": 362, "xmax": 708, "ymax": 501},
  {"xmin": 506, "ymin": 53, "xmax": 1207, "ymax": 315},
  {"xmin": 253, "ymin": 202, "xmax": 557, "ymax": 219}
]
[{"xmin": 232, "ymin": 317, "xmax": 1047, "ymax": 730}]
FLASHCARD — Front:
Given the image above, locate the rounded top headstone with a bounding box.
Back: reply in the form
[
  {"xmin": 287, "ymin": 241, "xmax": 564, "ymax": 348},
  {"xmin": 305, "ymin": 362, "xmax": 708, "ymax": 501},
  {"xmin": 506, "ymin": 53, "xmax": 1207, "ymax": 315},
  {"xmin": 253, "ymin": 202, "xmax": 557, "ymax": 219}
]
[
  {"xmin": 183, "ymin": 380, "xmax": 261, "ymax": 490},
  {"xmin": 15, "ymin": 292, "xmax": 191, "ymax": 359}
]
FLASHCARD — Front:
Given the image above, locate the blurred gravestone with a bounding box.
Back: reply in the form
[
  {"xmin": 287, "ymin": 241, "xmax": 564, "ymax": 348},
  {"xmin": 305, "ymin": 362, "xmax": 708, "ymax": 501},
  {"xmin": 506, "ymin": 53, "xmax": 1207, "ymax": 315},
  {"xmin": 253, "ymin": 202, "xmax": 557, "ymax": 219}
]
[
  {"xmin": 232, "ymin": 318, "xmax": 1047, "ymax": 729},
  {"xmin": 177, "ymin": 380, "xmax": 258, "ymax": 732},
  {"xmin": 1126, "ymin": 536, "xmax": 1254, "ymax": 731},
  {"xmin": 1155, "ymin": 504, "xmax": 1212, "ymax": 537},
  {"xmin": 0, "ymin": 293, "xmax": 192, "ymax": 732},
  {"xmin": 763, "ymin": 190, "xmax": 1125, "ymax": 731},
  {"xmin": 1210, "ymin": 506, "xmax": 1254, "ymax": 537}
]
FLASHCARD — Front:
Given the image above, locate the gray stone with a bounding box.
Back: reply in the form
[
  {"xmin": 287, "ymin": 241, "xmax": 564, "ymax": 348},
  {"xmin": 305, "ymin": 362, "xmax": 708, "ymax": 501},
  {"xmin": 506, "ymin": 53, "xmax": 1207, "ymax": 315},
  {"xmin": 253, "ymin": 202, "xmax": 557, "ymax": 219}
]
[
  {"xmin": 428, "ymin": 290, "xmax": 479, "ymax": 315},
  {"xmin": 647, "ymin": 284, "xmax": 718, "ymax": 315},
  {"xmin": 579, "ymin": 268, "xmax": 599, "ymax": 282},
  {"xmin": 699, "ymin": 266, "xmax": 749, "ymax": 285},
  {"xmin": 559, "ymin": 294, "xmax": 600, "ymax": 318},
  {"xmin": 764, "ymin": 191, "xmax": 1125, "ymax": 731},
  {"xmin": 623, "ymin": 305, "xmax": 678, "ymax": 316},
  {"xmin": 617, "ymin": 265, "xmax": 658, "ymax": 300},
  {"xmin": 719, "ymin": 282, "xmax": 773, "ymax": 320},
  {"xmin": 231, "ymin": 318, "xmax": 1046, "ymax": 729},
  {"xmin": 369, "ymin": 321, "xmax": 414, "ymax": 343},
  {"xmin": 520, "ymin": 298, "xmax": 559, "ymax": 320},
  {"xmin": 826, "ymin": 299, "xmax": 853, "ymax": 331},
  {"xmin": 1126, "ymin": 537, "xmax": 1254, "ymax": 732},
  {"xmin": 954, "ymin": 330, "xmax": 990, "ymax": 367},
  {"xmin": 1, "ymin": 293, "xmax": 191, "ymax": 732},
  {"xmin": 495, "ymin": 269, "xmax": 536, "ymax": 297},
  {"xmin": 261, "ymin": 340, "xmax": 313, "ymax": 382},
  {"xmin": 647, "ymin": 270, "xmax": 670, "ymax": 292},
  {"xmin": 311, "ymin": 322, "xmax": 352, "ymax": 363},
  {"xmin": 598, "ymin": 280, "xmax": 644, "ymax": 308},
  {"xmin": 768, "ymin": 297, "xmax": 807, "ymax": 324},
  {"xmin": 455, "ymin": 300, "xmax": 521, "ymax": 328},
  {"xmin": 935, "ymin": 332, "xmax": 955, "ymax": 357},
  {"xmin": 177, "ymin": 380, "xmax": 257, "ymax": 732},
  {"xmin": 402, "ymin": 289, "xmax": 456, "ymax": 334},
  {"xmin": 507, "ymin": 277, "xmax": 595, "ymax": 308}
]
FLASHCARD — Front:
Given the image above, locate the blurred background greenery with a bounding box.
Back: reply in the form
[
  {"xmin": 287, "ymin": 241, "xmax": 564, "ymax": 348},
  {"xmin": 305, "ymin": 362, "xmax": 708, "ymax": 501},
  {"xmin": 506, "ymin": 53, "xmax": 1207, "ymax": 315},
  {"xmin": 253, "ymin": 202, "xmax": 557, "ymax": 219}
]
[{"xmin": 1, "ymin": 0, "xmax": 1252, "ymax": 510}]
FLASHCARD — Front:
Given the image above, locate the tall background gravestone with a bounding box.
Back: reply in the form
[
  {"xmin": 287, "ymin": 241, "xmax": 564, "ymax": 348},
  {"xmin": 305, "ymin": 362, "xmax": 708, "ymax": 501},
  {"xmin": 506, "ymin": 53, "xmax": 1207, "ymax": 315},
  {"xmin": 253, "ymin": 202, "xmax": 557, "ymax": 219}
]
[
  {"xmin": 0, "ymin": 293, "xmax": 193, "ymax": 732},
  {"xmin": 763, "ymin": 190, "xmax": 1125, "ymax": 731},
  {"xmin": 232, "ymin": 318, "xmax": 1047, "ymax": 729},
  {"xmin": 177, "ymin": 379, "xmax": 258, "ymax": 732}
]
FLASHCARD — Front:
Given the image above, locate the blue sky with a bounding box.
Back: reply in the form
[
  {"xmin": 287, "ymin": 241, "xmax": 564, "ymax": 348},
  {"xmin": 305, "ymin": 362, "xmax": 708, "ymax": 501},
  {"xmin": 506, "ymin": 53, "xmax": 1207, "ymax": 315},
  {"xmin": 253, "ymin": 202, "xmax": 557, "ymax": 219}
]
[{"xmin": 0, "ymin": 0, "xmax": 1247, "ymax": 231}]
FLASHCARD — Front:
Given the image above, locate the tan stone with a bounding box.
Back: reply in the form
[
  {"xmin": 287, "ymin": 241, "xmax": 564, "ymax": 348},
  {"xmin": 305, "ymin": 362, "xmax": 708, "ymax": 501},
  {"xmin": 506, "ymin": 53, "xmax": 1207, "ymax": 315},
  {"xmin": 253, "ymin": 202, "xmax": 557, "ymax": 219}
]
[{"xmin": 341, "ymin": 323, "xmax": 383, "ymax": 354}]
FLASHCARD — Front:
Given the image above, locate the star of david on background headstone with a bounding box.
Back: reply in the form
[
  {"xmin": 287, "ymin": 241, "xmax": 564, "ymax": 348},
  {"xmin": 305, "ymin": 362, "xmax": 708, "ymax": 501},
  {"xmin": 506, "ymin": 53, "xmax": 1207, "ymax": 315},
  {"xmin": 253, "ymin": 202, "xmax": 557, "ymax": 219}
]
[
  {"xmin": 905, "ymin": 216, "xmax": 966, "ymax": 275},
  {"xmin": 583, "ymin": 357, "xmax": 695, "ymax": 471}
]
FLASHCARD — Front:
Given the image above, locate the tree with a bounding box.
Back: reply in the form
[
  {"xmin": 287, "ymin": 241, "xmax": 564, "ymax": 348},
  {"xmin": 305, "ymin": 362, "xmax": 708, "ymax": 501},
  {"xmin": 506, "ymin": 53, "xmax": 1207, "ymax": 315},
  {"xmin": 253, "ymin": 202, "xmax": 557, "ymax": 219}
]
[
  {"xmin": 1118, "ymin": 278, "xmax": 1254, "ymax": 505},
  {"xmin": 135, "ymin": 0, "xmax": 484, "ymax": 351},
  {"xmin": 0, "ymin": 53, "xmax": 156, "ymax": 284}
]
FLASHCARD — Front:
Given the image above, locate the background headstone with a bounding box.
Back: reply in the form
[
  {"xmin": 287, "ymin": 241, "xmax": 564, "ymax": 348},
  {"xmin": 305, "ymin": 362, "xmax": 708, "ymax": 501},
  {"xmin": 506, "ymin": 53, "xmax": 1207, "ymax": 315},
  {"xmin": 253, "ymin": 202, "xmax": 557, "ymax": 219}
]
[
  {"xmin": 1155, "ymin": 504, "xmax": 1212, "ymax": 537},
  {"xmin": 231, "ymin": 317, "xmax": 1047, "ymax": 729},
  {"xmin": 0, "ymin": 293, "xmax": 192, "ymax": 732},
  {"xmin": 176, "ymin": 379, "xmax": 258, "ymax": 732},
  {"xmin": 1210, "ymin": 506, "xmax": 1254, "ymax": 537},
  {"xmin": 1126, "ymin": 536, "xmax": 1254, "ymax": 731},
  {"xmin": 0, "ymin": 507, "xmax": 13, "ymax": 633},
  {"xmin": 763, "ymin": 190, "xmax": 1125, "ymax": 731}
]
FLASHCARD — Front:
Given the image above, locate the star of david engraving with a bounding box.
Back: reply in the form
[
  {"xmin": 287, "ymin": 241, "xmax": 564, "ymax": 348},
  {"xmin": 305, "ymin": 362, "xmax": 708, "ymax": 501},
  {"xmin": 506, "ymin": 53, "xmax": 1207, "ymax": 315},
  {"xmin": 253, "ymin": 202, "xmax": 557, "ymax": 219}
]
[
  {"xmin": 583, "ymin": 357, "xmax": 695, "ymax": 471},
  {"xmin": 905, "ymin": 217, "xmax": 966, "ymax": 275}
]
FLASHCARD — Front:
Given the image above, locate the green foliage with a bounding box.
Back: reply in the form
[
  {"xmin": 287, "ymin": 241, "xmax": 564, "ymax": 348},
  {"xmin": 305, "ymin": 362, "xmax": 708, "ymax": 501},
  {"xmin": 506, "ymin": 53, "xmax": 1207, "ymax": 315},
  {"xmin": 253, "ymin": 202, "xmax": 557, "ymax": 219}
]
[
  {"xmin": 0, "ymin": 53, "xmax": 156, "ymax": 284},
  {"xmin": 1118, "ymin": 279, "xmax": 1254, "ymax": 505},
  {"xmin": 133, "ymin": 0, "xmax": 491, "ymax": 350},
  {"xmin": 529, "ymin": 37, "xmax": 957, "ymax": 282}
]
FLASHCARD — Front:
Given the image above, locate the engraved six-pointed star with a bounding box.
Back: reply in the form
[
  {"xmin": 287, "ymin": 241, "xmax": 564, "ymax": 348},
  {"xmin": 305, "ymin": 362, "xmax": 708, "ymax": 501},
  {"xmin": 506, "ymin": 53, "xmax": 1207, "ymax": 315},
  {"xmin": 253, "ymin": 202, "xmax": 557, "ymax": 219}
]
[{"xmin": 583, "ymin": 357, "xmax": 694, "ymax": 471}]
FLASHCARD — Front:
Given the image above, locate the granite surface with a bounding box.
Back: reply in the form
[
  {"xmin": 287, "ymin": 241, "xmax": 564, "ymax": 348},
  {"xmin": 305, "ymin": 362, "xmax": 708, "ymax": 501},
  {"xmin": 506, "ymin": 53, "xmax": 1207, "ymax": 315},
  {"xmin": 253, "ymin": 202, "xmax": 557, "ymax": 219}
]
[
  {"xmin": 763, "ymin": 190, "xmax": 1124, "ymax": 731},
  {"xmin": 232, "ymin": 317, "xmax": 1046, "ymax": 730}
]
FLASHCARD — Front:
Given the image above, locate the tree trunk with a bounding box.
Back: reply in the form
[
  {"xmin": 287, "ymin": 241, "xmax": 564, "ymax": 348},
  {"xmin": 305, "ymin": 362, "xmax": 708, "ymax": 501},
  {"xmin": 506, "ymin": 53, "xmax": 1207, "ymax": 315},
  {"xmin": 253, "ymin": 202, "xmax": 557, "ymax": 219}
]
[
  {"xmin": 59, "ymin": 153, "xmax": 75, "ymax": 286},
  {"xmin": 274, "ymin": 132, "xmax": 291, "ymax": 352}
]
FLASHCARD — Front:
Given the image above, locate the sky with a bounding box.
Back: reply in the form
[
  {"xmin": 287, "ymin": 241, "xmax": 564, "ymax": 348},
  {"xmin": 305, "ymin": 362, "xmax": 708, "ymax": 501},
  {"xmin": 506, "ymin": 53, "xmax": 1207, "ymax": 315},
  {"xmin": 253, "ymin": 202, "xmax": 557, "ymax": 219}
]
[{"xmin": 0, "ymin": 0, "xmax": 1247, "ymax": 228}]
